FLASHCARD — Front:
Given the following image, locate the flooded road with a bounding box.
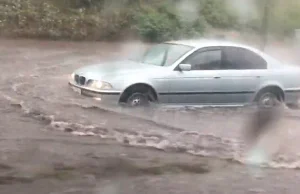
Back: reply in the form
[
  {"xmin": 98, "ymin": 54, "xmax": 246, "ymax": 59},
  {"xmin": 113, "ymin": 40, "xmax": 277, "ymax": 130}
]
[{"xmin": 1, "ymin": 38, "xmax": 300, "ymax": 193}]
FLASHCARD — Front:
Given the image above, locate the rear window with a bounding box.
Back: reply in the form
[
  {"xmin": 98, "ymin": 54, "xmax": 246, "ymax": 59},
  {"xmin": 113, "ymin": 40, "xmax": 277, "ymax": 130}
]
[{"xmin": 222, "ymin": 47, "xmax": 267, "ymax": 70}]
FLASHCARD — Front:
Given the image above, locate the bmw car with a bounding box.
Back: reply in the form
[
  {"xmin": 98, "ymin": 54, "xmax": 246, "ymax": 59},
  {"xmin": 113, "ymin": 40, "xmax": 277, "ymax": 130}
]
[{"xmin": 68, "ymin": 39, "xmax": 300, "ymax": 108}]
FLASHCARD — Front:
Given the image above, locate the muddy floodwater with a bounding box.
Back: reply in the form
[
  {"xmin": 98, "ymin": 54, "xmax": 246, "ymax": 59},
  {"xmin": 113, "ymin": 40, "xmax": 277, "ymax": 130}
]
[{"xmin": 1, "ymin": 38, "xmax": 300, "ymax": 193}]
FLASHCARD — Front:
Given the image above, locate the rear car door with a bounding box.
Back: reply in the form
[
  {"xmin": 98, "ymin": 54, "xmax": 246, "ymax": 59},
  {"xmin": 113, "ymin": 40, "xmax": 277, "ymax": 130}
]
[{"xmin": 216, "ymin": 46, "xmax": 268, "ymax": 104}]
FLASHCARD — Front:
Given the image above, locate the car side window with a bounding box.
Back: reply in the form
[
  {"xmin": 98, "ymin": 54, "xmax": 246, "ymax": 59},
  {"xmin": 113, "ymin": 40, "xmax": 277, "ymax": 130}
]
[
  {"xmin": 222, "ymin": 47, "xmax": 267, "ymax": 70},
  {"xmin": 182, "ymin": 49, "xmax": 222, "ymax": 70}
]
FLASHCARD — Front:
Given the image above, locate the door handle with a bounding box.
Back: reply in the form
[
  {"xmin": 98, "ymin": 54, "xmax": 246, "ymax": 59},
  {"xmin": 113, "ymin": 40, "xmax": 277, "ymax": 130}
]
[{"xmin": 214, "ymin": 76, "xmax": 221, "ymax": 79}]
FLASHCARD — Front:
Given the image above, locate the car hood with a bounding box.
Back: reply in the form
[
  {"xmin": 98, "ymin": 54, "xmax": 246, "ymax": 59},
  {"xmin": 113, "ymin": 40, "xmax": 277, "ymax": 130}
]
[{"xmin": 74, "ymin": 60, "xmax": 161, "ymax": 79}]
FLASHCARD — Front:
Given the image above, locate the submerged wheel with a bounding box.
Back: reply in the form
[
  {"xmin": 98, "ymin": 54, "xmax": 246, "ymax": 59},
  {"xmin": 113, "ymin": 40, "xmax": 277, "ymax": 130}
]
[
  {"xmin": 127, "ymin": 92, "xmax": 149, "ymax": 107},
  {"xmin": 257, "ymin": 92, "xmax": 280, "ymax": 108},
  {"xmin": 119, "ymin": 84, "xmax": 158, "ymax": 107},
  {"xmin": 255, "ymin": 87, "xmax": 284, "ymax": 108}
]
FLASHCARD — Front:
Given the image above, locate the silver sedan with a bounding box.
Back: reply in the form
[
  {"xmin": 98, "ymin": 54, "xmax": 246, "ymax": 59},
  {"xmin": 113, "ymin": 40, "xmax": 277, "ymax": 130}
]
[{"xmin": 69, "ymin": 39, "xmax": 300, "ymax": 108}]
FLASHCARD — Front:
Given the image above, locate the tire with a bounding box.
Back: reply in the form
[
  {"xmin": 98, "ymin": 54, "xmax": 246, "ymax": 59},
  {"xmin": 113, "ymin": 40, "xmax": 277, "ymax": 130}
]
[
  {"xmin": 126, "ymin": 92, "xmax": 149, "ymax": 107},
  {"xmin": 256, "ymin": 91, "xmax": 282, "ymax": 108},
  {"xmin": 120, "ymin": 84, "xmax": 157, "ymax": 107}
]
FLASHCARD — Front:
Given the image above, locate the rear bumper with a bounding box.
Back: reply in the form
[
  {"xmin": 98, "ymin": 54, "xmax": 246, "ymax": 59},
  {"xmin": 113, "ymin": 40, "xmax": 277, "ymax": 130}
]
[{"xmin": 68, "ymin": 81, "xmax": 121, "ymax": 105}]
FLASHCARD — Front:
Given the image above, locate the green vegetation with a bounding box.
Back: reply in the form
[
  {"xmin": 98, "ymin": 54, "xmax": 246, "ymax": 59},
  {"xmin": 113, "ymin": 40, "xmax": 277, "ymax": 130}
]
[
  {"xmin": 244, "ymin": 0, "xmax": 300, "ymax": 39},
  {"xmin": 270, "ymin": 1, "xmax": 300, "ymax": 38},
  {"xmin": 0, "ymin": 0, "xmax": 299, "ymax": 41}
]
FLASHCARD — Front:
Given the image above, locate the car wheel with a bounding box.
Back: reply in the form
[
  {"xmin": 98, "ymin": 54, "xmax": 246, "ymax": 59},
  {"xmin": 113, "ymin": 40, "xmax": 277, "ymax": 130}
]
[
  {"xmin": 127, "ymin": 92, "xmax": 149, "ymax": 107},
  {"xmin": 257, "ymin": 92, "xmax": 281, "ymax": 108}
]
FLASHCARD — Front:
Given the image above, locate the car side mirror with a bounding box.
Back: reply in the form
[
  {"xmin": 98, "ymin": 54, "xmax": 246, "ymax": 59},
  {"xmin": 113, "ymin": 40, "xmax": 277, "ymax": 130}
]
[{"xmin": 179, "ymin": 63, "xmax": 192, "ymax": 71}]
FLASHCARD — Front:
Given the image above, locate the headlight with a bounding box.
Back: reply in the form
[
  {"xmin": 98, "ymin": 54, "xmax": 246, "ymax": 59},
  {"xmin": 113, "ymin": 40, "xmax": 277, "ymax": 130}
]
[{"xmin": 89, "ymin": 80, "xmax": 113, "ymax": 90}]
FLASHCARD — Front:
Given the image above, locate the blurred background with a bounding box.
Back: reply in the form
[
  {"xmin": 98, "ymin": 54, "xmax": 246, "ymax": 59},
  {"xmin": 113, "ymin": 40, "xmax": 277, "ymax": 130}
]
[{"xmin": 0, "ymin": 0, "xmax": 299, "ymax": 46}]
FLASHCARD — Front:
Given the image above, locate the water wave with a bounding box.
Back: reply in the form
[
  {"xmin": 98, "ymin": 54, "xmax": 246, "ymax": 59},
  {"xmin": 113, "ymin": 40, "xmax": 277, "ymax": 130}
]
[{"xmin": 2, "ymin": 91, "xmax": 300, "ymax": 170}]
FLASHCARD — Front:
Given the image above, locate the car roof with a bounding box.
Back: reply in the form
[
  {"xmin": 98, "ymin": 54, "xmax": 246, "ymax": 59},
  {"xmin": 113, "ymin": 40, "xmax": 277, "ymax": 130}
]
[{"xmin": 165, "ymin": 38, "xmax": 262, "ymax": 53}]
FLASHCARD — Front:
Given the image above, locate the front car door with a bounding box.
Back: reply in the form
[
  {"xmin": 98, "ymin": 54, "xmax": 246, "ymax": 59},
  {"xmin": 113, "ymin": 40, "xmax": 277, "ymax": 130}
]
[{"xmin": 167, "ymin": 47, "xmax": 225, "ymax": 105}]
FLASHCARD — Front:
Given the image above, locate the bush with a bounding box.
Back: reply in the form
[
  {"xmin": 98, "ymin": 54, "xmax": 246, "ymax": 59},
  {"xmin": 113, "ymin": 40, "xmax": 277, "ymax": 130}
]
[
  {"xmin": 2, "ymin": 0, "xmax": 299, "ymax": 41},
  {"xmin": 269, "ymin": 1, "xmax": 300, "ymax": 38},
  {"xmin": 0, "ymin": 0, "xmax": 136, "ymax": 40},
  {"xmin": 0, "ymin": 0, "xmax": 235, "ymax": 41},
  {"xmin": 134, "ymin": 10, "xmax": 174, "ymax": 42},
  {"xmin": 200, "ymin": 0, "xmax": 238, "ymax": 29},
  {"xmin": 243, "ymin": 0, "xmax": 300, "ymax": 39},
  {"xmin": 133, "ymin": 3, "xmax": 206, "ymax": 42}
]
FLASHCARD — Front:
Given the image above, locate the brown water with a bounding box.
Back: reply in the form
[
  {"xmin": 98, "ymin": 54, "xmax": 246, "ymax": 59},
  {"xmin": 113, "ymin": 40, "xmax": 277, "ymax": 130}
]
[{"xmin": 1, "ymin": 38, "xmax": 300, "ymax": 193}]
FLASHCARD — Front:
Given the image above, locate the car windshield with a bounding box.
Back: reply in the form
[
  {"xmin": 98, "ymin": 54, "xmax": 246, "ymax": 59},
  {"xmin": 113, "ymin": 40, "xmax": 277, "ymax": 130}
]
[{"xmin": 132, "ymin": 43, "xmax": 193, "ymax": 66}]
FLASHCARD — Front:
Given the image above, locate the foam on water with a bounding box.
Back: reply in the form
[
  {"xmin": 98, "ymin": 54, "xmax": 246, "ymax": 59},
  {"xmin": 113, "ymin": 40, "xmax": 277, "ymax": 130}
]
[
  {"xmin": 3, "ymin": 60, "xmax": 300, "ymax": 171},
  {"xmin": 2, "ymin": 90, "xmax": 300, "ymax": 170}
]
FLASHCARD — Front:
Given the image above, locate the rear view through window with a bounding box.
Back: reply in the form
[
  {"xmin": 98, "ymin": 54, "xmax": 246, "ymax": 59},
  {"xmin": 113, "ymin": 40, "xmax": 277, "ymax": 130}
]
[{"xmin": 222, "ymin": 47, "xmax": 267, "ymax": 70}]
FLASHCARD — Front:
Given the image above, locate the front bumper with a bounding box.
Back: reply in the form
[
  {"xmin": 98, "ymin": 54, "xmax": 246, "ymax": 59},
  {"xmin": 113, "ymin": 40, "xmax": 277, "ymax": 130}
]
[{"xmin": 68, "ymin": 81, "xmax": 121, "ymax": 105}]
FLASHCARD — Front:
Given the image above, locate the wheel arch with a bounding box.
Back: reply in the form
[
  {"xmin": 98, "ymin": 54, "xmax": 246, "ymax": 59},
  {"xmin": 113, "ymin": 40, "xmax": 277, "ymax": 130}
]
[
  {"xmin": 254, "ymin": 85, "xmax": 285, "ymax": 102},
  {"xmin": 119, "ymin": 83, "xmax": 159, "ymax": 103}
]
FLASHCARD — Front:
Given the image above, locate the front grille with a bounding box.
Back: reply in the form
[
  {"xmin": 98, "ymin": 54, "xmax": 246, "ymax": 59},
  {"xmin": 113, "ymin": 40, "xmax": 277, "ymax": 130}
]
[{"xmin": 74, "ymin": 74, "xmax": 86, "ymax": 85}]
